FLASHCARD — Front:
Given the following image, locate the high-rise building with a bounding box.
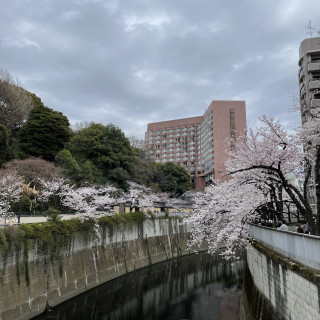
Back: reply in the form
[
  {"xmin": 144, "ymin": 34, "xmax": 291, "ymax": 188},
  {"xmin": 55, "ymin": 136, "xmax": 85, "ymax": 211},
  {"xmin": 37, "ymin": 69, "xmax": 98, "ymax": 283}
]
[
  {"xmin": 145, "ymin": 100, "xmax": 246, "ymax": 189},
  {"xmin": 299, "ymin": 37, "xmax": 320, "ymax": 115},
  {"xmin": 298, "ymin": 37, "xmax": 320, "ymax": 214}
]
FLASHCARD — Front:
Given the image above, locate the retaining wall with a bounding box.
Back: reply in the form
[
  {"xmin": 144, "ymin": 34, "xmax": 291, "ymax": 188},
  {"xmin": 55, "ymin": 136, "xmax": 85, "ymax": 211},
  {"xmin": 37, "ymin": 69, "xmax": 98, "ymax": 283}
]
[
  {"xmin": 241, "ymin": 241, "xmax": 320, "ymax": 320},
  {"xmin": 0, "ymin": 218, "xmax": 202, "ymax": 320}
]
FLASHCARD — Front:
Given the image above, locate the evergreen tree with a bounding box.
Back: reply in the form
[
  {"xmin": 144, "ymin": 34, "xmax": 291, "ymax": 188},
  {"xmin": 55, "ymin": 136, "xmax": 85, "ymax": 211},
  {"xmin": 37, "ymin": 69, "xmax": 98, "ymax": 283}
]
[
  {"xmin": 67, "ymin": 123, "xmax": 134, "ymax": 187},
  {"xmin": 0, "ymin": 124, "xmax": 10, "ymax": 167},
  {"xmin": 19, "ymin": 105, "xmax": 71, "ymax": 161},
  {"xmin": 156, "ymin": 162, "xmax": 193, "ymax": 196}
]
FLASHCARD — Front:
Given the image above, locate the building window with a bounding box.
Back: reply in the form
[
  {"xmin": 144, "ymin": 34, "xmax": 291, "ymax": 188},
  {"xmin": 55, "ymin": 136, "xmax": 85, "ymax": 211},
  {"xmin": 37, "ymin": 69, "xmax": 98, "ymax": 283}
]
[
  {"xmin": 311, "ymin": 56, "xmax": 320, "ymax": 63},
  {"xmin": 314, "ymin": 93, "xmax": 320, "ymax": 99},
  {"xmin": 230, "ymin": 109, "xmax": 236, "ymax": 149}
]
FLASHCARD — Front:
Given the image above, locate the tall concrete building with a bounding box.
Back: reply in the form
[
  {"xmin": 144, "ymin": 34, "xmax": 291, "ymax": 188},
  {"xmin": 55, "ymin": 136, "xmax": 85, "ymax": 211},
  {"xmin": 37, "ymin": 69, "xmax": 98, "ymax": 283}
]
[
  {"xmin": 145, "ymin": 100, "xmax": 246, "ymax": 189},
  {"xmin": 298, "ymin": 37, "xmax": 320, "ymax": 213}
]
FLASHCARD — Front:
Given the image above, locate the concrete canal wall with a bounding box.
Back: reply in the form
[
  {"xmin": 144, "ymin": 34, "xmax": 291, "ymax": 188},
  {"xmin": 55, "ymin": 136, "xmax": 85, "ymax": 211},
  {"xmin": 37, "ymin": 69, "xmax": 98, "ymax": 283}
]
[
  {"xmin": 0, "ymin": 218, "xmax": 203, "ymax": 320},
  {"xmin": 241, "ymin": 225, "xmax": 320, "ymax": 320}
]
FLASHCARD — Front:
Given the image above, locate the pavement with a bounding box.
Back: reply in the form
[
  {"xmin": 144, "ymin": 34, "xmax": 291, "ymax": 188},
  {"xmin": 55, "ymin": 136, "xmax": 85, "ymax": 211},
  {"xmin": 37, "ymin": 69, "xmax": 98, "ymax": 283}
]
[{"xmin": 0, "ymin": 214, "xmax": 82, "ymax": 226}]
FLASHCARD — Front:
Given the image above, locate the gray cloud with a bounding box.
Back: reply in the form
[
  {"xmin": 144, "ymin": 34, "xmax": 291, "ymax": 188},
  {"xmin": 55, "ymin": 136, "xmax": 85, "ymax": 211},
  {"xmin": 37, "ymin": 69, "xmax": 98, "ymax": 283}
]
[{"xmin": 1, "ymin": 0, "xmax": 319, "ymax": 138}]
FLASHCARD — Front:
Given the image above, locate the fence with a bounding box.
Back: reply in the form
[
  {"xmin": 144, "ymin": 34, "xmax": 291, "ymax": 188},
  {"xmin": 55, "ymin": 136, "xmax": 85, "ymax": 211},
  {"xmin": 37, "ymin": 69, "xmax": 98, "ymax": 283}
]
[{"xmin": 248, "ymin": 224, "xmax": 320, "ymax": 271}]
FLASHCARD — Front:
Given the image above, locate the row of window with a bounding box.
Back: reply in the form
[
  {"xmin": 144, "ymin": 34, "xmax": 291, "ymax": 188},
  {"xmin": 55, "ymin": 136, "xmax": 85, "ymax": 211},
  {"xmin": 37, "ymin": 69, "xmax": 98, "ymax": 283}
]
[
  {"xmin": 149, "ymin": 126, "xmax": 199, "ymax": 136},
  {"xmin": 154, "ymin": 141, "xmax": 197, "ymax": 148},
  {"xmin": 150, "ymin": 132, "xmax": 216, "ymax": 145}
]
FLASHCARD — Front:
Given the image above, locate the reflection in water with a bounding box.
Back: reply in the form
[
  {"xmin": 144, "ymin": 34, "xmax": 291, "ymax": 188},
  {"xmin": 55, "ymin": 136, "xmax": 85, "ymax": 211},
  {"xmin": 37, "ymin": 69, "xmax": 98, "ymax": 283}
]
[{"xmin": 34, "ymin": 253, "xmax": 244, "ymax": 320}]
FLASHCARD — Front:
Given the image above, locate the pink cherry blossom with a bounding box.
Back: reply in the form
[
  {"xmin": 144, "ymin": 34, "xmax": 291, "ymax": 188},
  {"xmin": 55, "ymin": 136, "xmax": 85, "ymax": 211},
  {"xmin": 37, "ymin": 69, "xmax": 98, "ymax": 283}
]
[
  {"xmin": 0, "ymin": 171, "xmax": 23, "ymax": 223},
  {"xmin": 186, "ymin": 107, "xmax": 320, "ymax": 258}
]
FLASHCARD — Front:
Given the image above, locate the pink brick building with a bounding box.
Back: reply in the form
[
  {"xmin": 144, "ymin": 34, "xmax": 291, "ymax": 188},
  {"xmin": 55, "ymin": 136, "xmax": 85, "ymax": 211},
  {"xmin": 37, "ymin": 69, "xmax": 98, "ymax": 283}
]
[{"xmin": 145, "ymin": 100, "xmax": 246, "ymax": 189}]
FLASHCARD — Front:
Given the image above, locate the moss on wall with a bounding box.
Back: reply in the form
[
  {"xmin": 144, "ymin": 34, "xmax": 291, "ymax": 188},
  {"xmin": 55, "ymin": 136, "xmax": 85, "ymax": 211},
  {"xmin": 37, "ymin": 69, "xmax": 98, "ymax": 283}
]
[
  {"xmin": 0, "ymin": 217, "xmax": 198, "ymax": 320},
  {"xmin": 0, "ymin": 212, "xmax": 185, "ymax": 289},
  {"xmin": 0, "ymin": 212, "xmax": 149, "ymax": 286},
  {"xmin": 241, "ymin": 240, "xmax": 320, "ymax": 320}
]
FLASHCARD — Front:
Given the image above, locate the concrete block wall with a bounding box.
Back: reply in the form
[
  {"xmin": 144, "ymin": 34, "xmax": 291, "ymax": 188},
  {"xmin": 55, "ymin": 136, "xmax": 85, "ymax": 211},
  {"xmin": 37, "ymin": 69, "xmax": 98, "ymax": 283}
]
[
  {"xmin": 245, "ymin": 243, "xmax": 320, "ymax": 320},
  {"xmin": 0, "ymin": 218, "xmax": 202, "ymax": 320}
]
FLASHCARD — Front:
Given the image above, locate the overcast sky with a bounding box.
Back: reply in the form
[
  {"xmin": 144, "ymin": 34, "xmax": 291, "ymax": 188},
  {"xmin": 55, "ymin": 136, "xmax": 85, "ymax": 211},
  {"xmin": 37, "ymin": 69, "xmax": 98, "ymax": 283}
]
[{"xmin": 1, "ymin": 0, "xmax": 319, "ymax": 138}]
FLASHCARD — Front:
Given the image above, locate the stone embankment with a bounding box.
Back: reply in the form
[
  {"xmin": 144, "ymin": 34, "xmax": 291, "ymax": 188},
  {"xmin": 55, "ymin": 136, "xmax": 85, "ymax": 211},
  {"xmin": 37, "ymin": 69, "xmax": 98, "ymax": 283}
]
[
  {"xmin": 241, "ymin": 225, "xmax": 320, "ymax": 320},
  {"xmin": 0, "ymin": 218, "xmax": 204, "ymax": 320}
]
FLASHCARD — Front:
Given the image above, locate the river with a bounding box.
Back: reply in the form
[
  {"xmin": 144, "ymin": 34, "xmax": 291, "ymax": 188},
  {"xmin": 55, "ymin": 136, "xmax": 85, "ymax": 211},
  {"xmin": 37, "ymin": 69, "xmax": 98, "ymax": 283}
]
[{"xmin": 34, "ymin": 252, "xmax": 244, "ymax": 320}]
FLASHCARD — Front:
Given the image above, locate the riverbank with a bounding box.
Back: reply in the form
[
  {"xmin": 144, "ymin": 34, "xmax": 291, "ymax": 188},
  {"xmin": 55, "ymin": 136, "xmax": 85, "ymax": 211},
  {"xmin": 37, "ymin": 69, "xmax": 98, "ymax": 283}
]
[{"xmin": 0, "ymin": 218, "xmax": 206, "ymax": 320}]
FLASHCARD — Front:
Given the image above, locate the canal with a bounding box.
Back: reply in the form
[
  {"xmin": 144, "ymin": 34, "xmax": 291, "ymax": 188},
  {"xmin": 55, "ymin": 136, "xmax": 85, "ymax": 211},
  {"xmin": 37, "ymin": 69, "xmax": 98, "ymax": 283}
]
[{"xmin": 34, "ymin": 252, "xmax": 244, "ymax": 320}]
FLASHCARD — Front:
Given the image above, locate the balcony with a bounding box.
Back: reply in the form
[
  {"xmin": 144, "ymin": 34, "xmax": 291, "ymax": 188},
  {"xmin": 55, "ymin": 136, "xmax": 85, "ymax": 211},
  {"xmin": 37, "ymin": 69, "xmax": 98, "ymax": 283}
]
[
  {"xmin": 309, "ymin": 79, "xmax": 320, "ymax": 90},
  {"xmin": 308, "ymin": 62, "xmax": 320, "ymax": 72},
  {"xmin": 311, "ymin": 99, "xmax": 320, "ymax": 108},
  {"xmin": 298, "ymin": 67, "xmax": 304, "ymax": 80}
]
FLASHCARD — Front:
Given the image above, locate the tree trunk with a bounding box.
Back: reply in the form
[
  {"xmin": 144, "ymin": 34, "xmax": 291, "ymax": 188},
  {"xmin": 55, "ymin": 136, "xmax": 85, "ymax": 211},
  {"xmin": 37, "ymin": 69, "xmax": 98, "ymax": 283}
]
[{"xmin": 286, "ymin": 203, "xmax": 291, "ymax": 223}]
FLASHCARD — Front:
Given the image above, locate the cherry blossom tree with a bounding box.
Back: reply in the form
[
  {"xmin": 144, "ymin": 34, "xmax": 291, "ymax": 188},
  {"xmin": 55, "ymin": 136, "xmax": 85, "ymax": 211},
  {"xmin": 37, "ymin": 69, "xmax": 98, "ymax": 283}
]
[
  {"xmin": 0, "ymin": 171, "xmax": 23, "ymax": 224},
  {"xmin": 37, "ymin": 176, "xmax": 67, "ymax": 206},
  {"xmin": 186, "ymin": 179, "xmax": 267, "ymax": 257},
  {"xmin": 60, "ymin": 184, "xmax": 118, "ymax": 217},
  {"xmin": 186, "ymin": 110, "xmax": 320, "ymax": 257},
  {"xmin": 37, "ymin": 179, "xmax": 119, "ymax": 238},
  {"xmin": 227, "ymin": 114, "xmax": 320, "ymax": 233},
  {"xmin": 122, "ymin": 181, "xmax": 169, "ymax": 212},
  {"xmin": 38, "ymin": 177, "xmax": 118, "ymax": 218}
]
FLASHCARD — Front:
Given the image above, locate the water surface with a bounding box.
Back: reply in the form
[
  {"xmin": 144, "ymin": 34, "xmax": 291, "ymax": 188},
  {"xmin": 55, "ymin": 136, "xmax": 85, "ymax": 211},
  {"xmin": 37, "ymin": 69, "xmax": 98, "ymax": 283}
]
[{"xmin": 35, "ymin": 253, "xmax": 244, "ymax": 320}]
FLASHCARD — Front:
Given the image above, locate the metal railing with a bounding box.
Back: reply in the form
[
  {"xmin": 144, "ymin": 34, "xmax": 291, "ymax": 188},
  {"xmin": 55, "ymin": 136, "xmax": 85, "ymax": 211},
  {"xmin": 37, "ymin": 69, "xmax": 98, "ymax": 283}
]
[{"xmin": 248, "ymin": 224, "xmax": 320, "ymax": 271}]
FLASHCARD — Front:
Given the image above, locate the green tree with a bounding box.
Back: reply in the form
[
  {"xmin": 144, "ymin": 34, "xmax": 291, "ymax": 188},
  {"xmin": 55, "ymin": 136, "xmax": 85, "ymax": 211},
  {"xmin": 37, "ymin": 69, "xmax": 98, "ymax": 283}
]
[
  {"xmin": 67, "ymin": 123, "xmax": 134, "ymax": 187},
  {"xmin": 27, "ymin": 91, "xmax": 46, "ymax": 109},
  {"xmin": 0, "ymin": 124, "xmax": 10, "ymax": 166},
  {"xmin": 131, "ymin": 147, "xmax": 157, "ymax": 186},
  {"xmin": 19, "ymin": 105, "xmax": 71, "ymax": 161},
  {"xmin": 156, "ymin": 162, "xmax": 193, "ymax": 196},
  {"xmin": 55, "ymin": 149, "xmax": 81, "ymax": 180},
  {"xmin": 80, "ymin": 160, "xmax": 104, "ymax": 184}
]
